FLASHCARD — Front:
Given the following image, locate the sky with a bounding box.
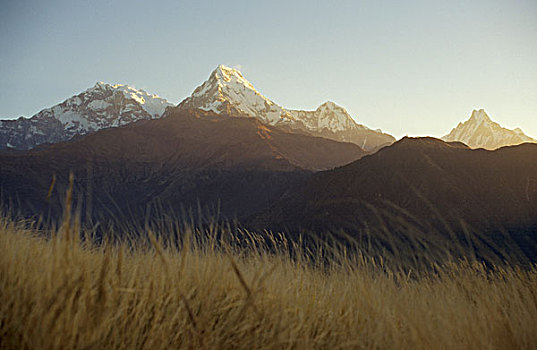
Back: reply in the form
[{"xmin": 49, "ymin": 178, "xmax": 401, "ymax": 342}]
[{"xmin": 1, "ymin": 0, "xmax": 536, "ymax": 139}]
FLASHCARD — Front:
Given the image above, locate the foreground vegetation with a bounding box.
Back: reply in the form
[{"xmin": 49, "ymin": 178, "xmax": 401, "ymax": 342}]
[{"xmin": 1, "ymin": 214, "xmax": 537, "ymax": 350}]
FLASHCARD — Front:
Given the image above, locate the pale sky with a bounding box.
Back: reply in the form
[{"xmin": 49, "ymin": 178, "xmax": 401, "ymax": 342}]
[{"xmin": 1, "ymin": 0, "xmax": 536, "ymax": 139}]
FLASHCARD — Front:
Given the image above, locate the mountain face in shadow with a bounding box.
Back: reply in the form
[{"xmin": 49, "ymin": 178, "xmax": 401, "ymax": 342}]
[
  {"xmin": 251, "ymin": 137, "xmax": 537, "ymax": 236},
  {"xmin": 0, "ymin": 108, "xmax": 365, "ymax": 224}
]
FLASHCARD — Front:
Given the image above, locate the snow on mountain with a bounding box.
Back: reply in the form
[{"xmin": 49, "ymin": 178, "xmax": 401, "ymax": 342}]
[
  {"xmin": 287, "ymin": 101, "xmax": 395, "ymax": 151},
  {"xmin": 178, "ymin": 65, "xmax": 294, "ymax": 125},
  {"xmin": 178, "ymin": 65, "xmax": 394, "ymax": 151},
  {"xmin": 288, "ymin": 101, "xmax": 366, "ymax": 132},
  {"xmin": 1, "ymin": 65, "xmax": 395, "ymax": 152},
  {"xmin": 442, "ymin": 109, "xmax": 536, "ymax": 150},
  {"xmin": 104, "ymin": 83, "xmax": 172, "ymax": 118},
  {"xmin": 0, "ymin": 82, "xmax": 173, "ymax": 150}
]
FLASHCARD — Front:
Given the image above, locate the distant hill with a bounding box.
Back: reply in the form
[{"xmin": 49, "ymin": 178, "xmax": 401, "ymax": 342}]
[
  {"xmin": 251, "ymin": 137, "xmax": 537, "ymax": 237},
  {"xmin": 0, "ymin": 108, "xmax": 365, "ymax": 223}
]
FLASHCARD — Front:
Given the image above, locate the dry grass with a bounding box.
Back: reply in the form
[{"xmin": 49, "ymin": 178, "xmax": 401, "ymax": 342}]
[{"xmin": 1, "ymin": 214, "xmax": 537, "ymax": 350}]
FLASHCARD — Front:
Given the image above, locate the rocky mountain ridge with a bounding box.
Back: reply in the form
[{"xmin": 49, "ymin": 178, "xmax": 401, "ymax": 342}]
[
  {"xmin": 177, "ymin": 65, "xmax": 395, "ymax": 151},
  {"xmin": 0, "ymin": 108, "xmax": 366, "ymax": 223},
  {"xmin": 0, "ymin": 82, "xmax": 172, "ymax": 150},
  {"xmin": 442, "ymin": 109, "xmax": 536, "ymax": 150}
]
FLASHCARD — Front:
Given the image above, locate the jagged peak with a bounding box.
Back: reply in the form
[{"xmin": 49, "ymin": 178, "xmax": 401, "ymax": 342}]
[
  {"xmin": 43, "ymin": 81, "xmax": 172, "ymax": 119},
  {"xmin": 208, "ymin": 65, "xmax": 255, "ymax": 90},
  {"xmin": 319, "ymin": 101, "xmax": 338, "ymax": 107},
  {"xmin": 468, "ymin": 109, "xmax": 492, "ymax": 124},
  {"xmin": 317, "ymin": 101, "xmax": 349, "ymax": 114},
  {"xmin": 178, "ymin": 66, "xmax": 393, "ymax": 145},
  {"xmin": 180, "ymin": 65, "xmax": 288, "ymax": 124},
  {"xmin": 89, "ymin": 81, "xmax": 120, "ymax": 94},
  {"xmin": 442, "ymin": 109, "xmax": 536, "ymax": 149},
  {"xmin": 215, "ymin": 64, "xmax": 238, "ymax": 76},
  {"xmin": 85, "ymin": 82, "xmax": 169, "ymax": 103},
  {"xmin": 92, "ymin": 81, "xmax": 109, "ymax": 89}
]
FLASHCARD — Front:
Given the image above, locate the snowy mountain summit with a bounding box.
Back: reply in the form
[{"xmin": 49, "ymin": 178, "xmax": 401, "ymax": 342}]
[
  {"xmin": 1, "ymin": 65, "xmax": 394, "ymax": 152},
  {"xmin": 442, "ymin": 109, "xmax": 536, "ymax": 150},
  {"xmin": 0, "ymin": 82, "xmax": 172, "ymax": 150},
  {"xmin": 286, "ymin": 101, "xmax": 395, "ymax": 151},
  {"xmin": 178, "ymin": 65, "xmax": 394, "ymax": 151},
  {"xmin": 178, "ymin": 65, "xmax": 294, "ymax": 125},
  {"xmin": 289, "ymin": 101, "xmax": 365, "ymax": 133}
]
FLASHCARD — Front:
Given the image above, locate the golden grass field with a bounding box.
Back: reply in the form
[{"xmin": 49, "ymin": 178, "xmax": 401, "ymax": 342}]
[{"xmin": 1, "ymin": 211, "xmax": 537, "ymax": 350}]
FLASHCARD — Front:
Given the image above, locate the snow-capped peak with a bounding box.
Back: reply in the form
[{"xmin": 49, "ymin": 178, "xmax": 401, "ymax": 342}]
[
  {"xmin": 85, "ymin": 82, "xmax": 172, "ymax": 117},
  {"xmin": 0, "ymin": 82, "xmax": 173, "ymax": 150},
  {"xmin": 442, "ymin": 109, "xmax": 536, "ymax": 150},
  {"xmin": 213, "ymin": 65, "xmax": 256, "ymax": 90},
  {"xmin": 178, "ymin": 65, "xmax": 293, "ymax": 125},
  {"xmin": 289, "ymin": 101, "xmax": 367, "ymax": 133},
  {"xmin": 317, "ymin": 101, "xmax": 344, "ymax": 112},
  {"xmin": 316, "ymin": 101, "xmax": 359, "ymax": 127},
  {"xmin": 178, "ymin": 65, "xmax": 364, "ymax": 131},
  {"xmin": 177, "ymin": 65, "xmax": 395, "ymax": 151},
  {"xmin": 468, "ymin": 109, "xmax": 492, "ymax": 125}
]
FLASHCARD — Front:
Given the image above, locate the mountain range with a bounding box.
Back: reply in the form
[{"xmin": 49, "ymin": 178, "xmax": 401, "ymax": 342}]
[
  {"xmin": 0, "ymin": 108, "xmax": 364, "ymax": 223},
  {"xmin": 0, "ymin": 82, "xmax": 172, "ymax": 150},
  {"xmin": 0, "ymin": 65, "xmax": 396, "ymax": 152},
  {"xmin": 1, "ymin": 65, "xmax": 534, "ymax": 152},
  {"xmin": 0, "ymin": 65, "xmax": 536, "ymax": 257},
  {"xmin": 177, "ymin": 65, "xmax": 395, "ymax": 151},
  {"xmin": 2, "ymin": 116, "xmax": 536, "ymax": 256},
  {"xmin": 442, "ymin": 109, "xmax": 536, "ymax": 150},
  {"xmin": 251, "ymin": 137, "xmax": 537, "ymax": 238}
]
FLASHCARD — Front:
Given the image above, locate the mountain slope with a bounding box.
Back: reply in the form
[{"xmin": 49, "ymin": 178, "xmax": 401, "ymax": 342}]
[
  {"xmin": 252, "ymin": 137, "xmax": 537, "ymax": 235},
  {"xmin": 442, "ymin": 109, "xmax": 536, "ymax": 149},
  {"xmin": 178, "ymin": 65, "xmax": 394, "ymax": 151},
  {"xmin": 0, "ymin": 82, "xmax": 173, "ymax": 150},
  {"xmin": 0, "ymin": 108, "xmax": 365, "ymax": 223},
  {"xmin": 178, "ymin": 65, "xmax": 294, "ymax": 125},
  {"xmin": 288, "ymin": 102, "xmax": 395, "ymax": 151}
]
